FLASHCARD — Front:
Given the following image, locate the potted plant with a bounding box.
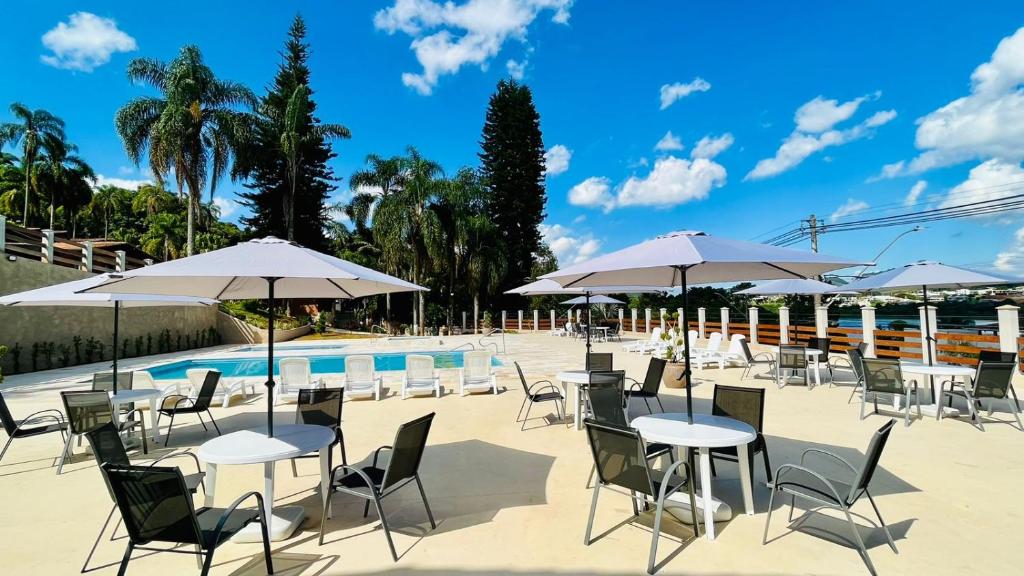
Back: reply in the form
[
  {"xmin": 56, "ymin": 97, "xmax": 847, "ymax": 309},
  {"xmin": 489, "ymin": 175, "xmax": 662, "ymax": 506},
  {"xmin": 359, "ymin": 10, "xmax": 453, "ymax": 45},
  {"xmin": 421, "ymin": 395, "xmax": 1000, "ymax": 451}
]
[{"xmin": 660, "ymin": 331, "xmax": 687, "ymax": 388}]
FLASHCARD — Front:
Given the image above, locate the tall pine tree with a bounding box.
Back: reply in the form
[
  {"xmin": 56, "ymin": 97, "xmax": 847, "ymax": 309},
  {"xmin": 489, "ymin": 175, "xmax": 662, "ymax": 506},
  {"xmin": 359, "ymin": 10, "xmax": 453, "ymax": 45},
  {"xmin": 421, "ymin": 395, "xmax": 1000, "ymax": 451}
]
[
  {"xmin": 478, "ymin": 79, "xmax": 547, "ymax": 300},
  {"xmin": 238, "ymin": 15, "xmax": 341, "ymax": 250}
]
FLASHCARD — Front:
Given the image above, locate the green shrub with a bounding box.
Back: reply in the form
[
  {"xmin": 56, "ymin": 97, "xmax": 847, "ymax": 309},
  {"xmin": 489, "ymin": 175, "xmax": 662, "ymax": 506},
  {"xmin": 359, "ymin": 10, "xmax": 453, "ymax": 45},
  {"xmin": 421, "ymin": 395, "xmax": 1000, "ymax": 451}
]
[
  {"xmin": 0, "ymin": 345, "xmax": 7, "ymax": 383},
  {"xmin": 58, "ymin": 344, "xmax": 71, "ymax": 367},
  {"xmin": 219, "ymin": 300, "xmax": 300, "ymax": 330},
  {"xmin": 10, "ymin": 343, "xmax": 20, "ymax": 374},
  {"xmin": 72, "ymin": 335, "xmax": 82, "ymax": 365}
]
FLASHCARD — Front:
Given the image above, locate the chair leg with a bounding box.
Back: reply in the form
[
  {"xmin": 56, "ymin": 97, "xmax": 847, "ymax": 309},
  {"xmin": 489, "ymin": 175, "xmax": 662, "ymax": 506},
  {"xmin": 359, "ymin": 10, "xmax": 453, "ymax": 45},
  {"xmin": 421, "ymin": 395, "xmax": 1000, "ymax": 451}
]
[
  {"xmin": 1008, "ymin": 396, "xmax": 1024, "ymax": 431},
  {"xmin": 195, "ymin": 412, "xmax": 210, "ymax": 432},
  {"xmin": 761, "ymin": 446, "xmax": 773, "ymax": 484},
  {"xmin": 520, "ymin": 402, "xmax": 533, "ymax": 431},
  {"xmin": 515, "ymin": 396, "xmax": 529, "ymax": 423},
  {"xmin": 847, "ymin": 382, "xmax": 860, "ymax": 404},
  {"xmin": 116, "ymin": 542, "xmax": 133, "ymax": 576},
  {"xmin": 865, "ymin": 491, "xmax": 898, "ymax": 554},
  {"xmin": 82, "ymin": 504, "xmax": 117, "ymax": 573},
  {"xmin": 57, "ymin": 432, "xmax": 74, "ymax": 475},
  {"xmin": 414, "ymin": 474, "xmax": 436, "ymax": 529},
  {"xmin": 201, "ymin": 548, "xmax": 216, "ymax": 576},
  {"xmin": 318, "ymin": 489, "xmax": 333, "ymax": 545},
  {"xmin": 164, "ymin": 412, "xmax": 176, "ymax": 447},
  {"xmin": 583, "ymin": 482, "xmax": 601, "ymax": 545},
  {"xmin": 290, "ymin": 458, "xmax": 298, "ymax": 477},
  {"xmin": 708, "ymin": 455, "xmax": 717, "ymax": 477},
  {"xmin": 258, "ymin": 502, "xmax": 274, "ymax": 574},
  {"xmin": 0, "ymin": 436, "xmax": 14, "ymax": 464},
  {"xmin": 206, "ymin": 410, "xmax": 221, "ymax": 435},
  {"xmin": 642, "ymin": 396, "xmax": 653, "ymax": 415},
  {"xmin": 841, "ymin": 504, "xmax": 877, "ymax": 576},
  {"xmin": 373, "ymin": 494, "xmax": 399, "ymax": 562},
  {"xmin": 648, "ymin": 496, "xmax": 666, "ymax": 574},
  {"xmin": 762, "ymin": 485, "xmax": 778, "ymax": 544},
  {"xmin": 655, "ymin": 396, "xmax": 666, "ymax": 413}
]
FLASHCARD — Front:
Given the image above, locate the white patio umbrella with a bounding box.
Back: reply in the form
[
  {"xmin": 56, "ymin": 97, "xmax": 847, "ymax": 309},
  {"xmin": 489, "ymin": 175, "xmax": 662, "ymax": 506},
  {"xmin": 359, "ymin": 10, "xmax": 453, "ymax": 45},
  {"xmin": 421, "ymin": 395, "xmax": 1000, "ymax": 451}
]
[
  {"xmin": 827, "ymin": 261, "xmax": 1015, "ymax": 366},
  {"xmin": 561, "ymin": 295, "xmax": 624, "ymax": 305},
  {"xmin": 0, "ymin": 274, "xmax": 217, "ymax": 392},
  {"xmin": 84, "ymin": 236, "xmax": 426, "ymax": 436},
  {"xmin": 736, "ymin": 278, "xmax": 855, "ymax": 296},
  {"xmin": 542, "ymin": 230, "xmax": 865, "ymax": 423}
]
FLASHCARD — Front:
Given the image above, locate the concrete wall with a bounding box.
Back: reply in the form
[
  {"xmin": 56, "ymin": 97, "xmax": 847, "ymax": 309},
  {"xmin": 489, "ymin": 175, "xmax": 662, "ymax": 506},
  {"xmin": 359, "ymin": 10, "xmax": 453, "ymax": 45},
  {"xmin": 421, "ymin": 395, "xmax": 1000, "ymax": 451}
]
[
  {"xmin": 217, "ymin": 312, "xmax": 311, "ymax": 344},
  {"xmin": 0, "ymin": 258, "xmax": 218, "ymax": 374}
]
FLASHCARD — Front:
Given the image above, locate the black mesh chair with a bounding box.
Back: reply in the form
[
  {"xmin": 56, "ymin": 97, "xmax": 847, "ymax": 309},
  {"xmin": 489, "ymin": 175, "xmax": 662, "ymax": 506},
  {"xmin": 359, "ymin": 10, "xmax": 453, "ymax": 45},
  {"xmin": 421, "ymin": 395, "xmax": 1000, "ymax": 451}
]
[
  {"xmin": 319, "ymin": 412, "xmax": 436, "ymax": 562},
  {"xmin": 586, "ymin": 370, "xmax": 673, "ymax": 487},
  {"xmin": 776, "ymin": 345, "xmax": 809, "ymax": 389},
  {"xmin": 941, "ymin": 361, "xmax": 1021, "ymax": 431},
  {"xmin": 764, "ymin": 420, "xmax": 898, "ymax": 576},
  {"xmin": 978, "ymin": 350, "xmax": 1021, "ymax": 411},
  {"xmin": 857, "ymin": 341, "xmax": 870, "ymax": 357},
  {"xmin": 806, "ymin": 337, "xmax": 831, "ymax": 357},
  {"xmin": 739, "ymin": 338, "xmax": 775, "ymax": 380},
  {"xmin": 93, "ymin": 372, "xmax": 136, "ymax": 420},
  {"xmin": 584, "ymin": 420, "xmax": 698, "ymax": 574},
  {"xmin": 708, "ymin": 385, "xmax": 772, "ymax": 483},
  {"xmin": 625, "ymin": 357, "xmax": 667, "ymax": 414},
  {"xmin": 586, "ymin": 352, "xmax": 614, "ymax": 372},
  {"xmin": 59, "ymin": 390, "xmax": 147, "ymax": 475},
  {"xmin": 0, "ymin": 390, "xmax": 67, "ymax": 468},
  {"xmin": 608, "ymin": 322, "xmax": 621, "ymax": 342},
  {"xmin": 828, "ymin": 348, "xmax": 867, "ymax": 403},
  {"xmin": 514, "ymin": 361, "xmax": 565, "ymax": 430},
  {"xmin": 102, "ymin": 463, "xmax": 272, "ymax": 576},
  {"xmin": 157, "ymin": 370, "xmax": 222, "ymax": 447},
  {"xmin": 291, "ymin": 388, "xmax": 347, "ymax": 476},
  {"xmin": 860, "ymin": 358, "xmax": 921, "ymax": 427},
  {"xmin": 81, "ymin": 422, "xmax": 205, "ymax": 574}
]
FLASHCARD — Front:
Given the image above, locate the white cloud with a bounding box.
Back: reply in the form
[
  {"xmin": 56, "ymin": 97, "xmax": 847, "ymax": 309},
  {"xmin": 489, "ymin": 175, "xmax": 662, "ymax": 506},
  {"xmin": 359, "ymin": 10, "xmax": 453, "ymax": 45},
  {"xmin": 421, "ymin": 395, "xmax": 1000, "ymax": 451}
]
[
  {"xmin": 213, "ymin": 197, "xmax": 239, "ymax": 218},
  {"xmin": 691, "ymin": 133, "xmax": 734, "ymax": 159},
  {"xmin": 506, "ymin": 58, "xmax": 526, "ymax": 79},
  {"xmin": 654, "ymin": 131, "xmax": 684, "ymax": 152},
  {"xmin": 659, "ymin": 78, "xmax": 711, "ymax": 110},
  {"xmin": 116, "ymin": 165, "xmax": 135, "ymax": 176},
  {"xmin": 540, "ymin": 223, "xmax": 600, "ymax": 265},
  {"xmin": 41, "ymin": 12, "xmax": 136, "ymax": 72},
  {"xmin": 830, "ymin": 198, "xmax": 870, "ymax": 222},
  {"xmin": 939, "ymin": 159, "xmax": 1024, "ymax": 219},
  {"xmin": 617, "ymin": 156, "xmax": 726, "ymax": 208},
  {"xmin": 374, "ymin": 0, "xmax": 573, "ymax": 95},
  {"xmin": 568, "ymin": 176, "xmax": 613, "ymax": 212},
  {"xmin": 905, "ymin": 180, "xmax": 927, "ymax": 206},
  {"xmin": 746, "ymin": 93, "xmax": 896, "ymax": 181},
  {"xmin": 544, "ymin": 144, "xmax": 571, "ymax": 175},
  {"xmin": 572, "ymin": 214, "xmax": 586, "ymax": 224},
  {"xmin": 883, "ymin": 27, "xmax": 1024, "ymax": 177},
  {"xmin": 92, "ymin": 174, "xmax": 152, "ymax": 190},
  {"xmin": 994, "ymin": 227, "xmax": 1024, "ymax": 272}
]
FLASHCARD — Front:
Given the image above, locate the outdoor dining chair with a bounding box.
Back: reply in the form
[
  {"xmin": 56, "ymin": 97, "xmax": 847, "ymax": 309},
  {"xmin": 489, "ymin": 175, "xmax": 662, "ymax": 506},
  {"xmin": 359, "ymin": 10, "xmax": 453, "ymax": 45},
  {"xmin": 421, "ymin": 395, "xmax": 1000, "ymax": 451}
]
[
  {"xmin": 829, "ymin": 347, "xmax": 867, "ymax": 403},
  {"xmin": 777, "ymin": 345, "xmax": 810, "ymax": 389},
  {"xmin": 102, "ymin": 463, "xmax": 272, "ymax": 576},
  {"xmin": 625, "ymin": 357, "xmax": 667, "ymax": 414},
  {"xmin": 0, "ymin": 390, "xmax": 67, "ymax": 469},
  {"xmin": 708, "ymin": 385, "xmax": 772, "ymax": 483},
  {"xmin": 291, "ymin": 387, "xmax": 347, "ymax": 476},
  {"xmin": 459, "ymin": 350, "xmax": 498, "ymax": 395},
  {"xmin": 739, "ymin": 337, "xmax": 776, "ymax": 380},
  {"xmin": 860, "ymin": 357, "xmax": 921, "ymax": 427},
  {"xmin": 319, "ymin": 412, "xmax": 437, "ymax": 562},
  {"xmin": 514, "ymin": 361, "xmax": 565, "ymax": 430},
  {"xmin": 806, "ymin": 336, "xmax": 831, "ymax": 357},
  {"xmin": 93, "ymin": 372, "xmax": 136, "ymax": 422},
  {"xmin": 81, "ymin": 422, "xmax": 205, "ymax": 574},
  {"xmin": 186, "ymin": 368, "xmax": 253, "ymax": 409},
  {"xmin": 402, "ymin": 355, "xmax": 441, "ymax": 398},
  {"xmin": 586, "ymin": 352, "xmax": 614, "ymax": 372},
  {"xmin": 941, "ymin": 361, "xmax": 1022, "ymax": 431},
  {"xmin": 764, "ymin": 419, "xmax": 898, "ymax": 576},
  {"xmin": 583, "ymin": 420, "xmax": 698, "ymax": 575},
  {"xmin": 978, "ymin": 350, "xmax": 1021, "ymax": 410},
  {"xmin": 344, "ymin": 355, "xmax": 383, "ymax": 400},
  {"xmin": 157, "ymin": 370, "xmax": 222, "ymax": 446},
  {"xmin": 58, "ymin": 390, "xmax": 147, "ymax": 475}
]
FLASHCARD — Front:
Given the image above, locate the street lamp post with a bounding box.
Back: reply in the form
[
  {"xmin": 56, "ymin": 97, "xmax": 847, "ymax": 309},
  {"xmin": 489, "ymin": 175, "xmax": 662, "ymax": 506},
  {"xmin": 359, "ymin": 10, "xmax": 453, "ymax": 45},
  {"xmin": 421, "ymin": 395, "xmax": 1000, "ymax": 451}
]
[{"xmin": 853, "ymin": 226, "xmax": 924, "ymax": 280}]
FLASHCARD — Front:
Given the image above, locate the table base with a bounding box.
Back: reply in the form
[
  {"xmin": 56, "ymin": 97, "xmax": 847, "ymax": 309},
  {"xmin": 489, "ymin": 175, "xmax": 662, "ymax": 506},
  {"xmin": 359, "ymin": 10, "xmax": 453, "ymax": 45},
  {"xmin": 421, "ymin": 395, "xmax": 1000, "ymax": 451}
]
[
  {"xmin": 230, "ymin": 505, "xmax": 306, "ymax": 542},
  {"xmin": 664, "ymin": 490, "xmax": 732, "ymax": 524}
]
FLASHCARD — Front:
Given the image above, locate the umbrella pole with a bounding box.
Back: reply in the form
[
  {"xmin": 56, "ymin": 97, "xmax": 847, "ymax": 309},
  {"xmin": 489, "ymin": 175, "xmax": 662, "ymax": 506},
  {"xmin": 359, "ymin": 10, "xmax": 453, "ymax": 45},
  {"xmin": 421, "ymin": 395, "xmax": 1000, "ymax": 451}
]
[
  {"xmin": 112, "ymin": 301, "xmax": 120, "ymax": 394},
  {"xmin": 922, "ymin": 284, "xmax": 934, "ymax": 366},
  {"xmin": 266, "ymin": 278, "xmax": 278, "ymax": 438},
  {"xmin": 678, "ymin": 267, "xmax": 694, "ymax": 425},
  {"xmin": 585, "ymin": 292, "xmax": 592, "ymax": 357}
]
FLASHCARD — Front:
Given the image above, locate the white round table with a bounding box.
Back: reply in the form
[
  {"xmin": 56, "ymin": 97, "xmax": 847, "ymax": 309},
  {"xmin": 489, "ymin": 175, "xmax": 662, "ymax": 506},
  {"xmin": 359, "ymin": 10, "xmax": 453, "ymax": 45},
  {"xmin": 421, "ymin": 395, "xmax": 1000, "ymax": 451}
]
[
  {"xmin": 556, "ymin": 370, "xmax": 590, "ymax": 430},
  {"xmin": 632, "ymin": 413, "xmax": 757, "ymax": 541},
  {"xmin": 198, "ymin": 424, "xmax": 335, "ymax": 542},
  {"xmin": 899, "ymin": 362, "xmax": 975, "ymax": 419},
  {"xmin": 110, "ymin": 389, "xmax": 162, "ymax": 442}
]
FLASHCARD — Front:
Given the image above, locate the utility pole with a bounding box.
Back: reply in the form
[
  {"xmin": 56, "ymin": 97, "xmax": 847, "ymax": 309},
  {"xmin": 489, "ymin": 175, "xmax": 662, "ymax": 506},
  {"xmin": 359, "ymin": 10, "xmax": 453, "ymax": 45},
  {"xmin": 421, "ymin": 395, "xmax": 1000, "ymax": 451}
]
[{"xmin": 808, "ymin": 215, "xmax": 822, "ymax": 332}]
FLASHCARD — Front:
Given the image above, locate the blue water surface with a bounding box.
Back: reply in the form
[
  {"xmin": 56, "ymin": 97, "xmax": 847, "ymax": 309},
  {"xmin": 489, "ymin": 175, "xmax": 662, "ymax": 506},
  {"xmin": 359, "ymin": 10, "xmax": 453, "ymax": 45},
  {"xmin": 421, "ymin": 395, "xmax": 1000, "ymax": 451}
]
[{"xmin": 146, "ymin": 351, "xmax": 501, "ymax": 380}]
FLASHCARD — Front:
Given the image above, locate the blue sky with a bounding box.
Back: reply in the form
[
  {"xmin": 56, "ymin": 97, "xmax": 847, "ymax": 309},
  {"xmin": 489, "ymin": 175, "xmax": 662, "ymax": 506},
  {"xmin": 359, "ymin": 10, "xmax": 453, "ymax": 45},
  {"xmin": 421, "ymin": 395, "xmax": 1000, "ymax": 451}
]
[{"xmin": 3, "ymin": 1, "xmax": 1024, "ymax": 277}]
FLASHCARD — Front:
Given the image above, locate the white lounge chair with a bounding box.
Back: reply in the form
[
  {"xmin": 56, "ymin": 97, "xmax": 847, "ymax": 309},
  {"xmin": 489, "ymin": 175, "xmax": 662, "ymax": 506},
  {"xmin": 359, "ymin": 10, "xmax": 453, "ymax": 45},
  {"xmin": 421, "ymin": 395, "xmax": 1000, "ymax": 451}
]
[
  {"xmin": 402, "ymin": 354, "xmax": 441, "ymax": 398},
  {"xmin": 550, "ymin": 323, "xmax": 567, "ymax": 337},
  {"xmin": 277, "ymin": 357, "xmax": 319, "ymax": 405},
  {"xmin": 344, "ymin": 355, "xmax": 382, "ymax": 400},
  {"xmin": 624, "ymin": 327, "xmax": 663, "ymax": 353},
  {"xmin": 131, "ymin": 370, "xmax": 181, "ymax": 409},
  {"xmin": 698, "ymin": 334, "xmax": 746, "ymax": 370},
  {"xmin": 459, "ymin": 350, "xmax": 497, "ymax": 396},
  {"xmin": 693, "ymin": 332, "xmax": 724, "ymax": 369},
  {"xmin": 186, "ymin": 368, "xmax": 251, "ymax": 408}
]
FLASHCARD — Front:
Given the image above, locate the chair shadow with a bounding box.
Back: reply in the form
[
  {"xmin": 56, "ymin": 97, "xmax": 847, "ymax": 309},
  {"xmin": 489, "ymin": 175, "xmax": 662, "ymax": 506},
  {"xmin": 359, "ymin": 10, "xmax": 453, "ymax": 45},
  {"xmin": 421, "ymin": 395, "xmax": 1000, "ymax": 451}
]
[{"xmin": 766, "ymin": 505, "xmax": 917, "ymax": 552}]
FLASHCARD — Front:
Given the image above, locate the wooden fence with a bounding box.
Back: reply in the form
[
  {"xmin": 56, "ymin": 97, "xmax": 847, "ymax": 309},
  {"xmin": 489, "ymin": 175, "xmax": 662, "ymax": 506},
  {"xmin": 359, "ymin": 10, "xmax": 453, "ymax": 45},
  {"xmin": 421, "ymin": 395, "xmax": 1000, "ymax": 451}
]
[{"xmin": 1, "ymin": 217, "xmax": 149, "ymax": 273}]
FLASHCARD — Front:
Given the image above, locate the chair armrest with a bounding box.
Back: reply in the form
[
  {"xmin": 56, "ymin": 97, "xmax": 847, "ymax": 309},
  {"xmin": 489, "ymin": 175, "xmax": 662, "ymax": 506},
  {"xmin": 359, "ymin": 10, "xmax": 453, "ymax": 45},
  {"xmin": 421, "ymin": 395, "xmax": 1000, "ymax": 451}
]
[
  {"xmin": 657, "ymin": 458, "xmax": 693, "ymax": 502},
  {"xmin": 21, "ymin": 409, "xmax": 66, "ymax": 426},
  {"xmin": 527, "ymin": 380, "xmax": 555, "ymax": 394},
  {"xmin": 210, "ymin": 491, "xmax": 264, "ymax": 548},
  {"xmin": 160, "ymin": 395, "xmax": 195, "ymax": 411},
  {"xmin": 775, "ymin": 463, "xmax": 846, "ymax": 503},
  {"xmin": 800, "ymin": 448, "xmax": 857, "ymax": 475},
  {"xmin": 827, "ymin": 356, "xmax": 852, "ymax": 369},
  {"xmin": 372, "ymin": 445, "xmax": 394, "ymax": 468},
  {"xmin": 147, "ymin": 450, "xmax": 203, "ymax": 475},
  {"xmin": 625, "ymin": 378, "xmax": 643, "ymax": 393},
  {"xmin": 329, "ymin": 463, "xmax": 379, "ymax": 492}
]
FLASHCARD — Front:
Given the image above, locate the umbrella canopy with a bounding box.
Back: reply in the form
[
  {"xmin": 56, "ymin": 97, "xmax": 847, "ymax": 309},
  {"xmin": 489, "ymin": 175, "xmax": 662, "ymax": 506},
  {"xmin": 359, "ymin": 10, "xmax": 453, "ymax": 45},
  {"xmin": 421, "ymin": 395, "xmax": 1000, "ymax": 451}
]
[
  {"xmin": 505, "ymin": 278, "xmax": 664, "ymax": 295},
  {"xmin": 827, "ymin": 261, "xmax": 1014, "ymax": 292},
  {"xmin": 542, "ymin": 230, "xmax": 865, "ymax": 424},
  {"xmin": 561, "ymin": 295, "xmax": 623, "ymax": 305},
  {"xmin": 0, "ymin": 274, "xmax": 217, "ymax": 392},
  {"xmin": 85, "ymin": 236, "xmax": 426, "ymax": 437},
  {"xmin": 737, "ymin": 278, "xmax": 856, "ymax": 296}
]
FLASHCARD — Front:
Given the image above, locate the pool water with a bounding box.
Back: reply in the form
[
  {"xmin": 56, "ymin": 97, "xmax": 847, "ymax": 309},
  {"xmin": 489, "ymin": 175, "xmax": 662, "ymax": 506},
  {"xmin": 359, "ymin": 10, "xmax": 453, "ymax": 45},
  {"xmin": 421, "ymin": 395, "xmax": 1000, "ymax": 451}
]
[{"xmin": 146, "ymin": 351, "xmax": 501, "ymax": 380}]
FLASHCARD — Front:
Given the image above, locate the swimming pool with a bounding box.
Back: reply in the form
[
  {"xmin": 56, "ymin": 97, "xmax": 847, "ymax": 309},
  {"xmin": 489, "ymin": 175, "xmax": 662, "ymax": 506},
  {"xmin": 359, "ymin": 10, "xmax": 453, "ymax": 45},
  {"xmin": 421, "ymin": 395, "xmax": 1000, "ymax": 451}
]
[{"xmin": 145, "ymin": 351, "xmax": 501, "ymax": 380}]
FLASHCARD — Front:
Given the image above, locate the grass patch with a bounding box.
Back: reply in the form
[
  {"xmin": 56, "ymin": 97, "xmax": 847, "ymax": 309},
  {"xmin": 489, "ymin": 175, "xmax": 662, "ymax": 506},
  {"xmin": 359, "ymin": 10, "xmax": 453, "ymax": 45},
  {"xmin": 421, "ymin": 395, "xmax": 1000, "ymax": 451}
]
[
  {"xmin": 220, "ymin": 300, "xmax": 302, "ymax": 330},
  {"xmin": 295, "ymin": 332, "xmax": 384, "ymax": 341}
]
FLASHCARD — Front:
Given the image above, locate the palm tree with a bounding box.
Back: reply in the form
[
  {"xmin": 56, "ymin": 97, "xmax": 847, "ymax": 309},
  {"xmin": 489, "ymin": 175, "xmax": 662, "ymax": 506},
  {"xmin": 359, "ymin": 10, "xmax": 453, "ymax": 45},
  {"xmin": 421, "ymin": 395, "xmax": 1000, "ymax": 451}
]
[
  {"xmin": 0, "ymin": 103, "xmax": 65, "ymax": 226},
  {"xmin": 132, "ymin": 183, "xmax": 176, "ymax": 216},
  {"xmin": 140, "ymin": 212, "xmax": 185, "ymax": 261},
  {"xmin": 280, "ymin": 85, "xmax": 349, "ymax": 241},
  {"xmin": 36, "ymin": 135, "xmax": 95, "ymax": 229},
  {"xmin": 465, "ymin": 213, "xmax": 507, "ymax": 334},
  {"xmin": 115, "ymin": 45, "xmax": 256, "ymax": 255},
  {"xmin": 90, "ymin": 186, "xmax": 128, "ymax": 238}
]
